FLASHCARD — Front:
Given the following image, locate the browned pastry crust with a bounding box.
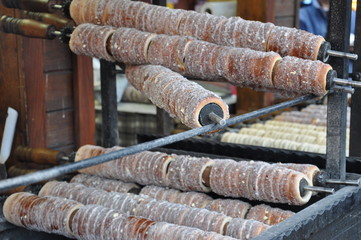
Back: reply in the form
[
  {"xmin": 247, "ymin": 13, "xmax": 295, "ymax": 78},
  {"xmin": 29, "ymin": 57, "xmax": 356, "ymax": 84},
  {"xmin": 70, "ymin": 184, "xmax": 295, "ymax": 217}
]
[
  {"xmin": 267, "ymin": 26, "xmax": 325, "ymax": 60},
  {"xmin": 225, "ymin": 218, "xmax": 270, "ymax": 240},
  {"xmin": 205, "ymin": 199, "xmax": 251, "ymax": 219},
  {"xmin": 272, "ymin": 56, "xmax": 332, "ymax": 96},
  {"xmin": 246, "ymin": 204, "xmax": 295, "ymax": 225},
  {"xmin": 167, "ymin": 155, "xmax": 215, "ymax": 192},
  {"xmin": 70, "ymin": 173, "xmax": 140, "ymax": 193},
  {"xmin": 69, "ymin": 24, "xmax": 115, "ymax": 61},
  {"xmin": 125, "ymin": 65, "xmax": 229, "ymax": 128},
  {"xmin": 3, "ymin": 192, "xmax": 83, "ymax": 237}
]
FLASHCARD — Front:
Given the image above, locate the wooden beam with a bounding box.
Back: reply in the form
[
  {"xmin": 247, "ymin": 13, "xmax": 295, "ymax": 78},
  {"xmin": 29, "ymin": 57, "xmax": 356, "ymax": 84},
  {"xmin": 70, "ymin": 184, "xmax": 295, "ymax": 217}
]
[{"xmin": 72, "ymin": 55, "xmax": 96, "ymax": 148}]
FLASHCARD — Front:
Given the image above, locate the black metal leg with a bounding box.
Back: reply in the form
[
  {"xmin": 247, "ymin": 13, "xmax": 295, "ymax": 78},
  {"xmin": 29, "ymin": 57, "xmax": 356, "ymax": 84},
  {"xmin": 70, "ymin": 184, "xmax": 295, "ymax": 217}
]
[
  {"xmin": 326, "ymin": 0, "xmax": 353, "ymax": 179},
  {"xmin": 350, "ymin": 0, "xmax": 361, "ymax": 157},
  {"xmin": 100, "ymin": 60, "xmax": 119, "ymax": 147}
]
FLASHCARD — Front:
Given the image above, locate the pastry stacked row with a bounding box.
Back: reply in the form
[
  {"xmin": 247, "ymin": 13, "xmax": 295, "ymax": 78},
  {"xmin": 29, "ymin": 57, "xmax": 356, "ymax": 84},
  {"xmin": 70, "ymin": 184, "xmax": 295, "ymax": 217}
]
[
  {"xmin": 39, "ymin": 181, "xmax": 269, "ymax": 239},
  {"xmin": 75, "ymin": 145, "xmax": 317, "ymax": 205},
  {"xmin": 140, "ymin": 185, "xmax": 295, "ymax": 225},
  {"xmin": 4, "ymin": 192, "xmax": 236, "ymax": 240},
  {"xmin": 70, "ymin": 174, "xmax": 295, "ymax": 225},
  {"xmin": 69, "ymin": 0, "xmax": 326, "ymax": 61},
  {"xmin": 70, "ymin": 23, "xmax": 332, "ymax": 96}
]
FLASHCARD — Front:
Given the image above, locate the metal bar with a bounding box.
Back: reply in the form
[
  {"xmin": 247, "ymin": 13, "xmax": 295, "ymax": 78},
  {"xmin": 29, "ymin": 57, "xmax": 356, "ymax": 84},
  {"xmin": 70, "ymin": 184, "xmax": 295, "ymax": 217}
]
[
  {"xmin": 208, "ymin": 112, "xmax": 226, "ymax": 126},
  {"xmin": 325, "ymin": 0, "xmax": 352, "ymax": 180},
  {"xmin": 100, "ymin": 60, "xmax": 119, "ymax": 147},
  {"xmin": 350, "ymin": 0, "xmax": 361, "ymax": 157},
  {"xmin": 303, "ymin": 186, "xmax": 335, "ymax": 194},
  {"xmin": 327, "ymin": 49, "xmax": 358, "ymax": 60},
  {"xmin": 333, "ymin": 78, "xmax": 361, "ymax": 88},
  {"xmin": 325, "ymin": 178, "xmax": 361, "ymax": 186},
  {"xmin": 0, "ymin": 95, "xmax": 316, "ymax": 192}
]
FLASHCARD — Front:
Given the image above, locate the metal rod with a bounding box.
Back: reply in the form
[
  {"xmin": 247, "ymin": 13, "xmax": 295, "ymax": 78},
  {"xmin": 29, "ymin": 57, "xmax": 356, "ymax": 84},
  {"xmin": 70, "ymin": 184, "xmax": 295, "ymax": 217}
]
[
  {"xmin": 0, "ymin": 94, "xmax": 316, "ymax": 192},
  {"xmin": 327, "ymin": 50, "xmax": 358, "ymax": 60},
  {"xmin": 208, "ymin": 112, "xmax": 226, "ymax": 126},
  {"xmin": 303, "ymin": 185, "xmax": 335, "ymax": 194},
  {"xmin": 334, "ymin": 77, "xmax": 361, "ymax": 88},
  {"xmin": 332, "ymin": 85, "xmax": 355, "ymax": 94},
  {"xmin": 325, "ymin": 178, "xmax": 361, "ymax": 186},
  {"xmin": 52, "ymin": 30, "xmax": 62, "ymax": 37},
  {"xmin": 51, "ymin": 4, "xmax": 63, "ymax": 9}
]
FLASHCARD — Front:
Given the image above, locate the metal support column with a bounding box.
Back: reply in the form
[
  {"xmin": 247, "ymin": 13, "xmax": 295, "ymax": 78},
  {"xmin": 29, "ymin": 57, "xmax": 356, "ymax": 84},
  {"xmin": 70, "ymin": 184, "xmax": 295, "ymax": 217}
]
[
  {"xmin": 326, "ymin": 0, "xmax": 352, "ymax": 179},
  {"xmin": 100, "ymin": 60, "xmax": 119, "ymax": 147},
  {"xmin": 350, "ymin": 0, "xmax": 361, "ymax": 157}
]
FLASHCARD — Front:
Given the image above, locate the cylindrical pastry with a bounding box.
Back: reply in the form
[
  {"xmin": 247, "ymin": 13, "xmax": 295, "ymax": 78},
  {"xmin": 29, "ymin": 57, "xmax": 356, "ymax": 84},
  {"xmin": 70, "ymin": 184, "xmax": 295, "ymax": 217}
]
[
  {"xmin": 225, "ymin": 218, "xmax": 270, "ymax": 240},
  {"xmin": 272, "ymin": 56, "xmax": 332, "ymax": 96},
  {"xmin": 246, "ymin": 204, "xmax": 295, "ymax": 225},
  {"xmin": 272, "ymin": 163, "xmax": 320, "ymax": 185},
  {"xmin": 74, "ymin": 145, "xmax": 173, "ymax": 186},
  {"xmin": 70, "ymin": 173, "xmax": 140, "ymax": 194},
  {"xmin": 205, "ymin": 199, "xmax": 251, "ymax": 219},
  {"xmin": 267, "ymin": 26, "xmax": 325, "ymax": 60},
  {"xmin": 125, "ymin": 65, "xmax": 229, "ymax": 128},
  {"xmin": 209, "ymin": 159, "xmax": 313, "ymax": 205},
  {"xmin": 40, "ymin": 181, "xmax": 238, "ymax": 236},
  {"xmin": 110, "ymin": 27, "xmax": 156, "ymax": 65},
  {"xmin": 3, "ymin": 192, "xmax": 83, "ymax": 238},
  {"xmin": 167, "ymin": 155, "xmax": 215, "ymax": 192},
  {"xmin": 69, "ymin": 23, "xmax": 115, "ymax": 61},
  {"xmin": 140, "ymin": 185, "xmax": 213, "ymax": 208},
  {"xmin": 69, "ymin": 0, "xmax": 325, "ymax": 60}
]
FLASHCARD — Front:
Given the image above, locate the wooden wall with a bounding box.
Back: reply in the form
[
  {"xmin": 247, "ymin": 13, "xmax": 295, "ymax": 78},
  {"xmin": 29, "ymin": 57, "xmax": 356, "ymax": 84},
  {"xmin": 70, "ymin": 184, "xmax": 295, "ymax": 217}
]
[{"xmin": 0, "ymin": 5, "xmax": 95, "ymax": 167}]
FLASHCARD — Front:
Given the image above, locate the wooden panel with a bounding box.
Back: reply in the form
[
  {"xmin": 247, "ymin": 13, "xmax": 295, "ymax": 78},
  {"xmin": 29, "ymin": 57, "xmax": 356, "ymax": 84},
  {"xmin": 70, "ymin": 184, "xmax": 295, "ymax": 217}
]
[
  {"xmin": 46, "ymin": 110, "xmax": 74, "ymax": 147},
  {"xmin": 73, "ymin": 55, "xmax": 96, "ymax": 147},
  {"xmin": 275, "ymin": 0, "xmax": 296, "ymax": 17},
  {"xmin": 45, "ymin": 71, "xmax": 73, "ymax": 112},
  {"xmin": 237, "ymin": 0, "xmax": 275, "ymax": 22},
  {"xmin": 23, "ymin": 38, "xmax": 47, "ymax": 148},
  {"xmin": 275, "ymin": 16, "xmax": 297, "ymax": 27},
  {"xmin": 43, "ymin": 39, "xmax": 72, "ymax": 72}
]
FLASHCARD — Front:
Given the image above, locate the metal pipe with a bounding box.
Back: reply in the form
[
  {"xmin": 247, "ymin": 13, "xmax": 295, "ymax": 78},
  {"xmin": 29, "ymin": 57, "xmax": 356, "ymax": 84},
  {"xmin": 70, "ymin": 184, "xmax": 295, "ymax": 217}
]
[
  {"xmin": 332, "ymin": 85, "xmax": 355, "ymax": 94},
  {"xmin": 334, "ymin": 77, "xmax": 361, "ymax": 88},
  {"xmin": 303, "ymin": 185, "xmax": 335, "ymax": 194},
  {"xmin": 208, "ymin": 112, "xmax": 226, "ymax": 126},
  {"xmin": 325, "ymin": 178, "xmax": 361, "ymax": 186},
  {"xmin": 51, "ymin": 4, "xmax": 63, "ymax": 10},
  {"xmin": 327, "ymin": 49, "xmax": 358, "ymax": 60},
  {"xmin": 0, "ymin": 94, "xmax": 316, "ymax": 192}
]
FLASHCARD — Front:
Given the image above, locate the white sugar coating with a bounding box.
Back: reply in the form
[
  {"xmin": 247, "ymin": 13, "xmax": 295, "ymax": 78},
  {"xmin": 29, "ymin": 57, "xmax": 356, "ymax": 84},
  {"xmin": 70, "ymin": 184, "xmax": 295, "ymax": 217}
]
[
  {"xmin": 222, "ymin": 47, "xmax": 281, "ymax": 88},
  {"xmin": 273, "ymin": 163, "xmax": 319, "ymax": 183},
  {"xmin": 126, "ymin": 65, "xmax": 229, "ymax": 129},
  {"xmin": 101, "ymin": 0, "xmax": 118, "ymax": 25},
  {"xmin": 246, "ymin": 204, "xmax": 295, "ymax": 225},
  {"xmin": 197, "ymin": 14, "xmax": 226, "ymax": 43},
  {"xmin": 206, "ymin": 199, "xmax": 251, "ymax": 219},
  {"xmin": 234, "ymin": 20, "xmax": 274, "ymax": 51},
  {"xmin": 178, "ymin": 11, "xmax": 201, "ymax": 36},
  {"xmin": 267, "ymin": 26, "xmax": 325, "ymax": 60},
  {"xmin": 209, "ymin": 160, "xmax": 235, "ymax": 196},
  {"xmin": 167, "ymin": 155, "xmax": 214, "ymax": 192},
  {"xmin": 4, "ymin": 193, "xmax": 82, "ymax": 238},
  {"xmin": 226, "ymin": 218, "xmax": 270, "ymax": 240},
  {"xmin": 272, "ymin": 56, "xmax": 331, "ymax": 96},
  {"xmin": 215, "ymin": 17, "xmax": 243, "ymax": 47},
  {"xmin": 146, "ymin": 6, "xmax": 171, "ymax": 34}
]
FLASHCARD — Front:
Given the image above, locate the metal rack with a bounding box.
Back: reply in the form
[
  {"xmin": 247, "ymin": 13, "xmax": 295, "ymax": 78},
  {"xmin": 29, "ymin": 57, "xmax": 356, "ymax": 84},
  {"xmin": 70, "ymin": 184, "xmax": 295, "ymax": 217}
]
[{"xmin": 0, "ymin": 0, "xmax": 360, "ymax": 239}]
